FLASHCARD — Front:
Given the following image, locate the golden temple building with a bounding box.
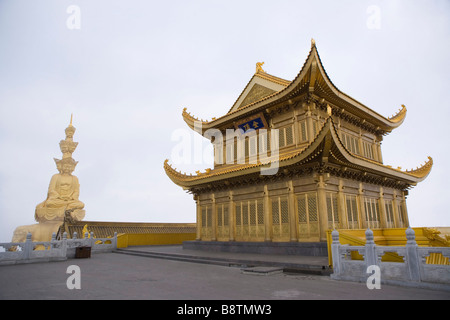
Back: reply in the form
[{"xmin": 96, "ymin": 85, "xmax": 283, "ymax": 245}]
[{"xmin": 164, "ymin": 40, "xmax": 433, "ymax": 245}]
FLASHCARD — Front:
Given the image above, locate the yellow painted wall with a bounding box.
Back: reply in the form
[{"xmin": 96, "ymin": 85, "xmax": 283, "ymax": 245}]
[
  {"xmin": 326, "ymin": 228, "xmax": 450, "ymax": 267},
  {"xmin": 117, "ymin": 233, "xmax": 196, "ymax": 248}
]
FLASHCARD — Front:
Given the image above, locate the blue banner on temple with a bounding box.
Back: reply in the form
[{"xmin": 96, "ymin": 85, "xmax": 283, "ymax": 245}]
[{"xmin": 237, "ymin": 117, "xmax": 265, "ymax": 133}]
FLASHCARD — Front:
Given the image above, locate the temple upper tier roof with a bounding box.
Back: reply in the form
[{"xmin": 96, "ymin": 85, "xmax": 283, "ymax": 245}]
[
  {"xmin": 164, "ymin": 117, "xmax": 432, "ymax": 191},
  {"xmin": 182, "ymin": 40, "xmax": 407, "ymax": 135}
]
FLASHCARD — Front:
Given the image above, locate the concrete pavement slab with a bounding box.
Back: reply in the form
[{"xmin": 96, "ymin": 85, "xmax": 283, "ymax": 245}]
[{"xmin": 0, "ymin": 251, "xmax": 449, "ymax": 300}]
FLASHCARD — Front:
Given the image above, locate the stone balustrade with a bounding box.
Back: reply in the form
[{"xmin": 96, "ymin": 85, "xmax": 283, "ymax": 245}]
[
  {"xmin": 0, "ymin": 232, "xmax": 117, "ymax": 265},
  {"xmin": 331, "ymin": 228, "xmax": 450, "ymax": 291}
]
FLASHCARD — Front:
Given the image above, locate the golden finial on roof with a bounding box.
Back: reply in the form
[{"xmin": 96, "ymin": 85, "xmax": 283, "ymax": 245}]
[
  {"xmin": 256, "ymin": 62, "xmax": 265, "ymax": 73},
  {"xmin": 311, "ymin": 38, "xmax": 316, "ymax": 47}
]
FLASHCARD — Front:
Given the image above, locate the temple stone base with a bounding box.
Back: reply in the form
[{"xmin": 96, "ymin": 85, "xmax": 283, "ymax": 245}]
[
  {"xmin": 182, "ymin": 240, "xmax": 328, "ymax": 257},
  {"xmin": 12, "ymin": 221, "xmax": 63, "ymax": 243}
]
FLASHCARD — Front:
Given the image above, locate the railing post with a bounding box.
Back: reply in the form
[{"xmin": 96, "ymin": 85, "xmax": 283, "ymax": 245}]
[
  {"xmin": 405, "ymin": 227, "xmax": 421, "ymax": 282},
  {"xmin": 365, "ymin": 229, "xmax": 376, "ymax": 268},
  {"xmin": 89, "ymin": 232, "xmax": 95, "ymax": 247},
  {"xmin": 83, "ymin": 231, "xmax": 89, "ymax": 247},
  {"xmin": 23, "ymin": 233, "xmax": 33, "ymax": 260},
  {"xmin": 331, "ymin": 229, "xmax": 341, "ymax": 275},
  {"xmin": 62, "ymin": 232, "xmax": 68, "ymax": 257},
  {"xmin": 112, "ymin": 232, "xmax": 118, "ymax": 249}
]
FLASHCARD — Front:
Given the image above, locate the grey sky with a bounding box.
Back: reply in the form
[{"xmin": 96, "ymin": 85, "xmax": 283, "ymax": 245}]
[{"xmin": 0, "ymin": 1, "xmax": 449, "ymax": 241}]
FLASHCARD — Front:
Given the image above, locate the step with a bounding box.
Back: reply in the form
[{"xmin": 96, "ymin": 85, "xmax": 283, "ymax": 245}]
[
  {"xmin": 241, "ymin": 266, "xmax": 284, "ymax": 276},
  {"xmin": 113, "ymin": 248, "xmax": 252, "ymax": 267},
  {"xmin": 113, "ymin": 248, "xmax": 331, "ymax": 274}
]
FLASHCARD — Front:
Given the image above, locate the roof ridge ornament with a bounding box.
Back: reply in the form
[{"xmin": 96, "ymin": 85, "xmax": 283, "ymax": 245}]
[
  {"xmin": 256, "ymin": 62, "xmax": 265, "ymax": 73},
  {"xmin": 311, "ymin": 38, "xmax": 316, "ymax": 48}
]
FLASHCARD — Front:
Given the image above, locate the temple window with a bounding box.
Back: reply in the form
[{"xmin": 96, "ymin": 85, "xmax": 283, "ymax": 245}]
[
  {"xmin": 299, "ymin": 120, "xmax": 308, "ymax": 142},
  {"xmin": 363, "ymin": 140, "xmax": 375, "ymax": 160},
  {"xmin": 216, "ymin": 203, "xmax": 229, "ymax": 239},
  {"xmin": 272, "ymin": 196, "xmax": 289, "ymax": 240},
  {"xmin": 385, "ymin": 200, "xmax": 395, "ymax": 228},
  {"xmin": 201, "ymin": 205, "xmax": 212, "ymax": 239},
  {"xmin": 345, "ymin": 194, "xmax": 359, "ymax": 229},
  {"xmin": 278, "ymin": 125, "xmax": 294, "ymax": 148},
  {"xmin": 398, "ymin": 203, "xmax": 407, "ymax": 227},
  {"xmin": 313, "ymin": 119, "xmax": 321, "ymax": 138},
  {"xmin": 226, "ymin": 140, "xmax": 234, "ymax": 164},
  {"xmin": 217, "ymin": 203, "xmax": 229, "ymax": 227},
  {"xmin": 235, "ymin": 199, "xmax": 264, "ymax": 240},
  {"xmin": 364, "ymin": 197, "xmax": 380, "ymax": 229},
  {"xmin": 247, "ymin": 135, "xmax": 258, "ymax": 161},
  {"xmin": 342, "ymin": 132, "xmax": 360, "ymax": 155},
  {"xmin": 297, "ymin": 192, "xmax": 319, "ymax": 239},
  {"xmin": 214, "ymin": 141, "xmax": 224, "ymax": 165},
  {"xmin": 326, "ymin": 192, "xmax": 340, "ymax": 229}
]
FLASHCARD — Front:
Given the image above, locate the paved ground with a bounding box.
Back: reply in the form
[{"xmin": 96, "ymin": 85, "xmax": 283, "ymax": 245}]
[{"xmin": 0, "ymin": 246, "xmax": 449, "ymax": 300}]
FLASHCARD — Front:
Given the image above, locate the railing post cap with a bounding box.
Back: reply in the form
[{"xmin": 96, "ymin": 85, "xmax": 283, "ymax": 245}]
[
  {"xmin": 365, "ymin": 228, "xmax": 375, "ymax": 243},
  {"xmin": 406, "ymin": 227, "xmax": 417, "ymax": 244},
  {"xmin": 331, "ymin": 229, "xmax": 339, "ymax": 239},
  {"xmin": 406, "ymin": 226, "xmax": 415, "ymax": 237}
]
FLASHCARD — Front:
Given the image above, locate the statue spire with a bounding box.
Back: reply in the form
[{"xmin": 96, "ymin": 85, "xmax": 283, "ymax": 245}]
[{"xmin": 59, "ymin": 114, "xmax": 79, "ymax": 162}]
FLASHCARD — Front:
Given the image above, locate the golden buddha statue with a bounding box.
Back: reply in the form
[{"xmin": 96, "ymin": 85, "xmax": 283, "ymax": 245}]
[
  {"xmin": 12, "ymin": 115, "xmax": 86, "ymax": 243},
  {"xmin": 34, "ymin": 157, "xmax": 85, "ymax": 222}
]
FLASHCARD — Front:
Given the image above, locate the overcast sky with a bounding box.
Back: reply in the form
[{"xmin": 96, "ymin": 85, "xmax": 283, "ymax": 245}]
[{"xmin": 0, "ymin": 0, "xmax": 449, "ymax": 242}]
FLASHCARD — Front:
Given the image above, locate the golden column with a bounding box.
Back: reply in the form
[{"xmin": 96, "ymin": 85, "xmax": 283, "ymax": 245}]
[
  {"xmin": 338, "ymin": 179, "xmax": 348, "ymax": 229},
  {"xmin": 357, "ymin": 182, "xmax": 365, "ymax": 229},
  {"xmin": 378, "ymin": 187, "xmax": 388, "ymax": 228},
  {"xmin": 264, "ymin": 184, "xmax": 272, "ymax": 242},
  {"xmin": 195, "ymin": 196, "xmax": 202, "ymax": 240},
  {"xmin": 315, "ymin": 173, "xmax": 330, "ymax": 241},
  {"xmin": 211, "ymin": 193, "xmax": 217, "ymax": 241},
  {"xmin": 288, "ymin": 180, "xmax": 297, "ymax": 241},
  {"xmin": 228, "ymin": 190, "xmax": 235, "ymax": 241}
]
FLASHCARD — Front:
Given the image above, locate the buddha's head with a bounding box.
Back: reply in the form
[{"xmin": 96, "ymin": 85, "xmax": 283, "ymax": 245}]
[
  {"xmin": 54, "ymin": 157, "xmax": 78, "ymax": 175},
  {"xmin": 65, "ymin": 125, "xmax": 76, "ymax": 139}
]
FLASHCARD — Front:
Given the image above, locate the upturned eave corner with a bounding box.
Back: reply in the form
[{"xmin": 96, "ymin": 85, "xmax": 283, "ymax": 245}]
[
  {"xmin": 163, "ymin": 159, "xmax": 186, "ymax": 188},
  {"xmin": 306, "ymin": 42, "xmax": 410, "ymax": 133},
  {"xmin": 387, "ymin": 104, "xmax": 407, "ymax": 127},
  {"xmin": 181, "ymin": 107, "xmax": 212, "ymax": 133},
  {"xmin": 404, "ymin": 156, "xmax": 433, "ymax": 182}
]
